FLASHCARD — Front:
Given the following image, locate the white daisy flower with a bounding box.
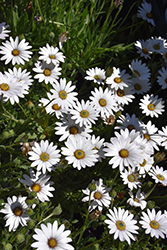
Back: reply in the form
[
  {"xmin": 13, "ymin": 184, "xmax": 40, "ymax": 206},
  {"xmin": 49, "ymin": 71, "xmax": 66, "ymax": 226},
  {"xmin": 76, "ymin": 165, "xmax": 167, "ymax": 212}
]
[
  {"xmin": 90, "ymin": 135, "xmax": 106, "ymax": 162},
  {"xmin": 137, "ymin": 1, "xmax": 155, "ymax": 26},
  {"xmin": 147, "ymin": 36, "xmax": 167, "ymax": 54},
  {"xmin": 61, "ymin": 136, "xmax": 99, "ymax": 170},
  {"xmin": 89, "ymin": 87, "xmax": 118, "ymax": 117},
  {"xmin": 70, "ymin": 99, "xmax": 99, "ymax": 127},
  {"xmin": 131, "ymin": 77, "xmax": 151, "ymax": 94},
  {"xmin": 31, "ymin": 220, "xmax": 74, "ymax": 250},
  {"xmin": 104, "ymin": 130, "xmax": 144, "ymax": 171},
  {"xmin": 28, "ymin": 140, "xmax": 61, "ymax": 174},
  {"xmin": 135, "ymin": 156, "xmax": 154, "ymax": 177},
  {"xmin": 135, "ymin": 39, "xmax": 152, "ymax": 59},
  {"xmin": 148, "ymin": 165, "xmax": 167, "ymax": 186},
  {"xmin": 33, "ymin": 61, "xmax": 61, "ymax": 84},
  {"xmin": 129, "ymin": 59, "xmax": 151, "ymax": 81},
  {"xmin": 0, "ymin": 196, "xmax": 29, "ymax": 232},
  {"xmin": 120, "ymin": 168, "xmax": 141, "ymax": 190},
  {"xmin": 0, "ymin": 73, "xmax": 28, "ymax": 105},
  {"xmin": 139, "ymin": 209, "xmax": 167, "ymax": 239},
  {"xmin": 115, "ymin": 113, "xmax": 142, "ymax": 132},
  {"xmin": 127, "ymin": 189, "xmax": 147, "ymax": 210},
  {"xmin": 105, "ymin": 207, "xmax": 139, "ymax": 245},
  {"xmin": 113, "ymin": 86, "xmax": 135, "ymax": 106},
  {"xmin": 50, "ymin": 78, "xmax": 78, "ymax": 109},
  {"xmin": 19, "ymin": 169, "xmax": 55, "ymax": 202},
  {"xmin": 82, "ymin": 178, "xmax": 111, "ymax": 212},
  {"xmin": 85, "ymin": 67, "xmax": 106, "ymax": 84},
  {"xmin": 55, "ymin": 113, "xmax": 92, "ymax": 141},
  {"xmin": 139, "ymin": 94, "xmax": 165, "ymax": 118},
  {"xmin": 0, "ymin": 22, "xmax": 10, "ymax": 40},
  {"xmin": 157, "ymin": 67, "xmax": 167, "ymax": 89},
  {"xmin": 38, "ymin": 43, "xmax": 65, "ymax": 65},
  {"xmin": 159, "ymin": 126, "xmax": 167, "ymax": 150},
  {"xmin": 0, "ymin": 36, "xmax": 32, "ymax": 65},
  {"xmin": 5, "ymin": 67, "xmax": 33, "ymax": 87},
  {"xmin": 106, "ymin": 67, "xmax": 131, "ymax": 90}
]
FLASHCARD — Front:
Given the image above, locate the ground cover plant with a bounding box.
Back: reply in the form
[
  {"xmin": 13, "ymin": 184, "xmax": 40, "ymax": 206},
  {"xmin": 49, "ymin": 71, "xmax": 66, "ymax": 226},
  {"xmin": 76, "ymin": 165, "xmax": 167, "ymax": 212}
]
[{"xmin": 0, "ymin": 0, "xmax": 167, "ymax": 249}]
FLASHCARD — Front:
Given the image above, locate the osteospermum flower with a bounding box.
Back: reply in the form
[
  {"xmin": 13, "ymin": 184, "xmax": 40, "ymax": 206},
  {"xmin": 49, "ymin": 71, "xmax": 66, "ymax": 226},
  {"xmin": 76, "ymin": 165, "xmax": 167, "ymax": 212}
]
[
  {"xmin": 82, "ymin": 178, "xmax": 111, "ymax": 212},
  {"xmin": 105, "ymin": 207, "xmax": 139, "ymax": 245},
  {"xmin": 50, "ymin": 78, "xmax": 78, "ymax": 109},
  {"xmin": 61, "ymin": 136, "xmax": 99, "ymax": 170},
  {"xmin": 127, "ymin": 189, "xmax": 147, "ymax": 210},
  {"xmin": 137, "ymin": 1, "xmax": 155, "ymax": 26},
  {"xmin": 157, "ymin": 67, "xmax": 167, "ymax": 89},
  {"xmin": 70, "ymin": 99, "xmax": 99, "ymax": 127},
  {"xmin": 135, "ymin": 156, "xmax": 154, "ymax": 177},
  {"xmin": 38, "ymin": 43, "xmax": 65, "ymax": 65},
  {"xmin": 89, "ymin": 87, "xmax": 118, "ymax": 117},
  {"xmin": 131, "ymin": 77, "xmax": 151, "ymax": 94},
  {"xmin": 147, "ymin": 36, "xmax": 167, "ymax": 54},
  {"xmin": 19, "ymin": 169, "xmax": 55, "ymax": 202},
  {"xmin": 33, "ymin": 61, "xmax": 61, "ymax": 84},
  {"xmin": 113, "ymin": 86, "xmax": 135, "ymax": 106},
  {"xmin": 85, "ymin": 67, "xmax": 106, "ymax": 84},
  {"xmin": 106, "ymin": 67, "xmax": 131, "ymax": 90},
  {"xmin": 139, "ymin": 209, "xmax": 167, "ymax": 239},
  {"xmin": 31, "ymin": 220, "xmax": 74, "ymax": 250},
  {"xmin": 91, "ymin": 135, "xmax": 106, "ymax": 162},
  {"xmin": 5, "ymin": 67, "xmax": 33, "ymax": 87},
  {"xmin": 148, "ymin": 165, "xmax": 167, "ymax": 186},
  {"xmin": 129, "ymin": 59, "xmax": 151, "ymax": 81},
  {"xmin": 28, "ymin": 140, "xmax": 61, "ymax": 174},
  {"xmin": 0, "ymin": 36, "xmax": 32, "ymax": 65},
  {"xmin": 120, "ymin": 168, "xmax": 141, "ymax": 190},
  {"xmin": 0, "ymin": 196, "xmax": 29, "ymax": 232},
  {"xmin": 115, "ymin": 113, "xmax": 142, "ymax": 132},
  {"xmin": 0, "ymin": 22, "xmax": 10, "ymax": 40},
  {"xmin": 135, "ymin": 39, "xmax": 152, "ymax": 59},
  {"xmin": 139, "ymin": 94, "xmax": 165, "ymax": 118}
]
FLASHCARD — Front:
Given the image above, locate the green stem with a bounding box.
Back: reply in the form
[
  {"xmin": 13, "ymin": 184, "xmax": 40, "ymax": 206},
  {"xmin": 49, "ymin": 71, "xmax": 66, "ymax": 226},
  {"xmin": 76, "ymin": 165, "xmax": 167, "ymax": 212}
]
[
  {"xmin": 80, "ymin": 234, "xmax": 110, "ymax": 250},
  {"xmin": 145, "ymin": 183, "xmax": 157, "ymax": 200},
  {"xmin": 17, "ymin": 103, "xmax": 27, "ymax": 117},
  {"xmin": 143, "ymin": 235, "xmax": 150, "ymax": 250},
  {"xmin": 35, "ymin": 0, "xmax": 45, "ymax": 24}
]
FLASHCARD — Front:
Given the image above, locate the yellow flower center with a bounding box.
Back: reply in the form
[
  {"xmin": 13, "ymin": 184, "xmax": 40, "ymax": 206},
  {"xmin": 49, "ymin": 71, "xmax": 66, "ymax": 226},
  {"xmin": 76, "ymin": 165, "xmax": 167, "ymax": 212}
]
[
  {"xmin": 116, "ymin": 220, "xmax": 126, "ymax": 231},
  {"xmin": 114, "ymin": 77, "xmax": 122, "ymax": 83},
  {"xmin": 0, "ymin": 83, "xmax": 9, "ymax": 91},
  {"xmin": 31, "ymin": 183, "xmax": 41, "ymax": 192},
  {"xmin": 134, "ymin": 83, "xmax": 141, "ymax": 90},
  {"xmin": 49, "ymin": 55, "xmax": 56, "ymax": 59},
  {"xmin": 74, "ymin": 149, "xmax": 85, "ymax": 159},
  {"xmin": 150, "ymin": 220, "xmax": 159, "ymax": 229},
  {"xmin": 119, "ymin": 149, "xmax": 129, "ymax": 158},
  {"xmin": 156, "ymin": 174, "xmax": 165, "ymax": 181},
  {"xmin": 143, "ymin": 134, "xmax": 150, "ymax": 141},
  {"xmin": 140, "ymin": 159, "xmax": 147, "ymax": 167},
  {"xmin": 59, "ymin": 90, "xmax": 67, "ymax": 100},
  {"xmin": 52, "ymin": 103, "xmax": 61, "ymax": 110},
  {"xmin": 44, "ymin": 69, "xmax": 51, "ymax": 76},
  {"xmin": 146, "ymin": 13, "xmax": 152, "ymax": 18},
  {"xmin": 12, "ymin": 49, "xmax": 20, "ymax": 56},
  {"xmin": 94, "ymin": 75, "xmax": 101, "ymax": 80},
  {"xmin": 14, "ymin": 207, "xmax": 22, "ymax": 216},
  {"xmin": 69, "ymin": 126, "xmax": 78, "ymax": 135},
  {"xmin": 134, "ymin": 70, "xmax": 140, "ymax": 77},
  {"xmin": 147, "ymin": 103, "xmax": 155, "ymax": 111},
  {"xmin": 153, "ymin": 44, "xmax": 160, "ymax": 50},
  {"xmin": 48, "ymin": 238, "xmax": 57, "ymax": 248},
  {"xmin": 142, "ymin": 48, "xmax": 149, "ymax": 54},
  {"xmin": 80, "ymin": 110, "xmax": 89, "ymax": 118},
  {"xmin": 117, "ymin": 89, "xmax": 124, "ymax": 97},
  {"xmin": 99, "ymin": 98, "xmax": 107, "ymax": 107},
  {"xmin": 40, "ymin": 152, "xmax": 49, "ymax": 162},
  {"xmin": 133, "ymin": 198, "xmax": 139, "ymax": 202},
  {"xmin": 127, "ymin": 174, "xmax": 135, "ymax": 182},
  {"xmin": 94, "ymin": 191, "xmax": 102, "ymax": 200},
  {"xmin": 127, "ymin": 124, "xmax": 135, "ymax": 131}
]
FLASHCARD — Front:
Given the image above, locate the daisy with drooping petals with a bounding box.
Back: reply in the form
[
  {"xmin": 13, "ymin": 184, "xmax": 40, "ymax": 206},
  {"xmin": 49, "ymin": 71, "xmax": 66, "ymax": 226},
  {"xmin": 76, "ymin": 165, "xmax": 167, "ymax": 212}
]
[
  {"xmin": 131, "ymin": 77, "xmax": 151, "ymax": 94},
  {"xmin": 31, "ymin": 220, "xmax": 74, "ymax": 250},
  {"xmin": 139, "ymin": 94, "xmax": 165, "ymax": 118},
  {"xmin": 5, "ymin": 67, "xmax": 33, "ymax": 87},
  {"xmin": 50, "ymin": 78, "xmax": 78, "ymax": 109},
  {"xmin": 38, "ymin": 43, "xmax": 65, "ymax": 65},
  {"xmin": 147, "ymin": 36, "xmax": 167, "ymax": 54},
  {"xmin": 137, "ymin": 1, "xmax": 155, "ymax": 26},
  {"xmin": 106, "ymin": 67, "xmax": 131, "ymax": 90},
  {"xmin": 0, "ymin": 36, "xmax": 32, "ymax": 65},
  {"xmin": 129, "ymin": 59, "xmax": 151, "ymax": 81},
  {"xmin": 61, "ymin": 136, "xmax": 99, "ymax": 170},
  {"xmin": 28, "ymin": 140, "xmax": 61, "ymax": 174},
  {"xmin": 55, "ymin": 113, "xmax": 92, "ymax": 141},
  {"xmin": 89, "ymin": 87, "xmax": 118, "ymax": 117},
  {"xmin": 19, "ymin": 169, "xmax": 55, "ymax": 202},
  {"xmin": 0, "ymin": 22, "xmax": 10, "ymax": 40},
  {"xmin": 157, "ymin": 67, "xmax": 167, "ymax": 89},
  {"xmin": 127, "ymin": 189, "xmax": 147, "ymax": 210},
  {"xmin": 105, "ymin": 207, "xmax": 139, "ymax": 245},
  {"xmin": 0, "ymin": 196, "xmax": 29, "ymax": 232},
  {"xmin": 120, "ymin": 168, "xmax": 141, "ymax": 190},
  {"xmin": 148, "ymin": 165, "xmax": 167, "ymax": 186},
  {"xmin": 85, "ymin": 67, "xmax": 106, "ymax": 84},
  {"xmin": 82, "ymin": 178, "xmax": 111, "ymax": 212},
  {"xmin": 70, "ymin": 99, "xmax": 99, "ymax": 127},
  {"xmin": 139, "ymin": 209, "xmax": 167, "ymax": 239},
  {"xmin": 33, "ymin": 61, "xmax": 61, "ymax": 84},
  {"xmin": 135, "ymin": 39, "xmax": 152, "ymax": 59}
]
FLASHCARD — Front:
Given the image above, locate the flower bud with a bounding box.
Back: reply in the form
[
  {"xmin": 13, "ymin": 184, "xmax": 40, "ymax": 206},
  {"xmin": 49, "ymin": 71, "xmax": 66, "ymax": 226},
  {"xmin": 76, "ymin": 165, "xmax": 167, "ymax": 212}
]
[
  {"xmin": 28, "ymin": 219, "xmax": 35, "ymax": 228},
  {"xmin": 3, "ymin": 243, "xmax": 13, "ymax": 250},
  {"xmin": 147, "ymin": 200, "xmax": 155, "ymax": 209},
  {"xmin": 16, "ymin": 233, "xmax": 25, "ymax": 243},
  {"xmin": 88, "ymin": 182, "xmax": 97, "ymax": 192}
]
